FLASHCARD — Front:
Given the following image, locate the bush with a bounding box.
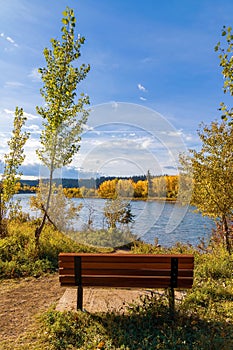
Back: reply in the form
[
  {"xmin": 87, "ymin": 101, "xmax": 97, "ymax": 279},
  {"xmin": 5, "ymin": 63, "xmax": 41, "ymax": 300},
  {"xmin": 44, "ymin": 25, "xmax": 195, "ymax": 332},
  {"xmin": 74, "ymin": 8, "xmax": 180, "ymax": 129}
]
[
  {"xmin": 0, "ymin": 222, "xmax": 96, "ymax": 279},
  {"xmin": 69, "ymin": 228, "xmax": 138, "ymax": 248}
]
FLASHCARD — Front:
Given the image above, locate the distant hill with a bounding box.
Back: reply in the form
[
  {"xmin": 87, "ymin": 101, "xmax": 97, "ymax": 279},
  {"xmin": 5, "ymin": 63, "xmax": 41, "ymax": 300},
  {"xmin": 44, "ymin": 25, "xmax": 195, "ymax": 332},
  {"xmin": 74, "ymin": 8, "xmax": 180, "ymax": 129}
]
[
  {"xmin": 20, "ymin": 175, "xmax": 148, "ymax": 189},
  {"xmin": 20, "ymin": 178, "xmax": 79, "ymax": 188}
]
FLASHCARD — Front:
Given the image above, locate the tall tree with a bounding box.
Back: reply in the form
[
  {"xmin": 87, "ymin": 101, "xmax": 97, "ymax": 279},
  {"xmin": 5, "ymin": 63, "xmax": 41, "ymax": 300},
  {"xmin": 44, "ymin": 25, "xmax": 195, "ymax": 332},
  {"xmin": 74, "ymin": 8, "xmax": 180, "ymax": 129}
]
[
  {"xmin": 0, "ymin": 107, "xmax": 29, "ymax": 237},
  {"xmin": 180, "ymin": 121, "xmax": 233, "ymax": 253},
  {"xmin": 34, "ymin": 7, "xmax": 90, "ymax": 245},
  {"xmin": 147, "ymin": 170, "xmax": 153, "ymax": 197},
  {"xmin": 215, "ymin": 26, "xmax": 233, "ymax": 123}
]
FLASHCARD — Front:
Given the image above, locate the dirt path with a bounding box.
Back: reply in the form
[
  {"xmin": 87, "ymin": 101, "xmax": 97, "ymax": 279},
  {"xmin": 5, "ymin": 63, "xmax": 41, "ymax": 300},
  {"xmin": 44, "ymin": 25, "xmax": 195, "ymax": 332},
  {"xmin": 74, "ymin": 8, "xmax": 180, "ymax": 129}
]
[
  {"xmin": 0, "ymin": 274, "xmax": 65, "ymax": 346},
  {"xmin": 0, "ymin": 272, "xmax": 178, "ymax": 349},
  {"xmin": 0, "ymin": 273, "xmax": 147, "ymax": 348}
]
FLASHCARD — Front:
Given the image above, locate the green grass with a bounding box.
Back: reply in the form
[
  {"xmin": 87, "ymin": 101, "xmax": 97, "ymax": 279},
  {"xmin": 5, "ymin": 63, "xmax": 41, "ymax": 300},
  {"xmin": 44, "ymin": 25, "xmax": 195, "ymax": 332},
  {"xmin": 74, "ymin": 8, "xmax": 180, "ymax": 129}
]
[
  {"xmin": 0, "ymin": 221, "xmax": 233, "ymax": 349},
  {"xmin": 0, "ymin": 221, "xmax": 98, "ymax": 279},
  {"xmin": 37, "ymin": 241, "xmax": 233, "ymax": 349},
  {"xmin": 37, "ymin": 288, "xmax": 233, "ymax": 349},
  {"xmin": 68, "ymin": 227, "xmax": 138, "ymax": 248}
]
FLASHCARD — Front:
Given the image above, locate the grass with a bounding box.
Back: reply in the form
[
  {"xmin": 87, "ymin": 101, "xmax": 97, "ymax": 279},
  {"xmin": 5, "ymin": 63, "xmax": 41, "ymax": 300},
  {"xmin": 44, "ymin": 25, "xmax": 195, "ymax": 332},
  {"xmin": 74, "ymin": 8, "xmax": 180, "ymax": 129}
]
[
  {"xmin": 34, "ymin": 287, "xmax": 233, "ymax": 349},
  {"xmin": 0, "ymin": 221, "xmax": 233, "ymax": 349},
  {"xmin": 0, "ymin": 221, "xmax": 100, "ymax": 279},
  {"xmin": 37, "ymin": 242, "xmax": 233, "ymax": 349}
]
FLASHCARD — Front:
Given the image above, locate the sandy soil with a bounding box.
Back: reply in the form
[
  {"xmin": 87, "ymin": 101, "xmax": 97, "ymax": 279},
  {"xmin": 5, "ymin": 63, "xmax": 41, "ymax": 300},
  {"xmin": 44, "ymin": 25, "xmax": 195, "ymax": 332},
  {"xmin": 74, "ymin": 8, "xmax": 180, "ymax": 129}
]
[
  {"xmin": 0, "ymin": 273, "xmax": 149, "ymax": 348},
  {"xmin": 0, "ymin": 274, "xmax": 65, "ymax": 344}
]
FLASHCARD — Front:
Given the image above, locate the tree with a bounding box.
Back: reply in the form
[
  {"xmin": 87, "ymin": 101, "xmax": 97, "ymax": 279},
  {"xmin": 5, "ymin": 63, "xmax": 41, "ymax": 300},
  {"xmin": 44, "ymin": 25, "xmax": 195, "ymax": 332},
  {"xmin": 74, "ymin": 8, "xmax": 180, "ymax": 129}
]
[
  {"xmin": 34, "ymin": 7, "xmax": 90, "ymax": 246},
  {"xmin": 215, "ymin": 26, "xmax": 233, "ymax": 123},
  {"xmin": 0, "ymin": 107, "xmax": 29, "ymax": 237},
  {"xmin": 30, "ymin": 182, "xmax": 83, "ymax": 233},
  {"xmin": 166, "ymin": 175, "xmax": 179, "ymax": 198},
  {"xmin": 147, "ymin": 170, "xmax": 153, "ymax": 197},
  {"xmin": 180, "ymin": 121, "xmax": 233, "ymax": 253},
  {"xmin": 98, "ymin": 179, "xmax": 118, "ymax": 199},
  {"xmin": 152, "ymin": 176, "xmax": 167, "ymax": 198},
  {"xmin": 116, "ymin": 179, "xmax": 134, "ymax": 198},
  {"xmin": 104, "ymin": 198, "xmax": 134, "ymax": 229},
  {"xmin": 133, "ymin": 180, "xmax": 148, "ymax": 198}
]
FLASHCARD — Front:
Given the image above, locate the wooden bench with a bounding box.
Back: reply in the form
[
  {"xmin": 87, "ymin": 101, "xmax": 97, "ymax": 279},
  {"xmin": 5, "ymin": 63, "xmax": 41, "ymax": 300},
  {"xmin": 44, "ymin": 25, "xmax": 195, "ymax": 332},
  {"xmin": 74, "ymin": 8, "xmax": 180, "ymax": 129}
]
[{"xmin": 58, "ymin": 253, "xmax": 194, "ymax": 314}]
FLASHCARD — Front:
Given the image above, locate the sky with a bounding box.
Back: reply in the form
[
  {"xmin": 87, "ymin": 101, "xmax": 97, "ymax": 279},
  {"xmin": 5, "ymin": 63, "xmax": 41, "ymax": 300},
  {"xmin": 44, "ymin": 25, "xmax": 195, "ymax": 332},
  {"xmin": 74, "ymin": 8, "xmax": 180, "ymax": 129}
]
[{"xmin": 0, "ymin": 0, "xmax": 233, "ymax": 180}]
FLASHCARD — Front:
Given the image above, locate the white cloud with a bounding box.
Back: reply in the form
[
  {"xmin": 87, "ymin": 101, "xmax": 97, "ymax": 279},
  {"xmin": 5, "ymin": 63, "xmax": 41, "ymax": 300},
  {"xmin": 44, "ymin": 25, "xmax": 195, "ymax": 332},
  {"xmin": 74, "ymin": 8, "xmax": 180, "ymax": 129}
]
[
  {"xmin": 23, "ymin": 111, "xmax": 39, "ymax": 121},
  {"xmin": 137, "ymin": 83, "xmax": 146, "ymax": 92},
  {"xmin": 6, "ymin": 36, "xmax": 14, "ymax": 44},
  {"xmin": 0, "ymin": 33, "xmax": 18, "ymax": 47},
  {"xmin": 28, "ymin": 68, "xmax": 41, "ymax": 82},
  {"xmin": 3, "ymin": 108, "xmax": 14, "ymax": 116},
  {"xmin": 4, "ymin": 81, "xmax": 24, "ymax": 88},
  {"xmin": 24, "ymin": 124, "xmax": 41, "ymax": 134},
  {"xmin": 3, "ymin": 108, "xmax": 38, "ymax": 121},
  {"xmin": 111, "ymin": 101, "xmax": 118, "ymax": 109},
  {"xmin": 140, "ymin": 138, "xmax": 153, "ymax": 149},
  {"xmin": 140, "ymin": 97, "xmax": 147, "ymax": 101},
  {"xmin": 160, "ymin": 130, "xmax": 183, "ymax": 137}
]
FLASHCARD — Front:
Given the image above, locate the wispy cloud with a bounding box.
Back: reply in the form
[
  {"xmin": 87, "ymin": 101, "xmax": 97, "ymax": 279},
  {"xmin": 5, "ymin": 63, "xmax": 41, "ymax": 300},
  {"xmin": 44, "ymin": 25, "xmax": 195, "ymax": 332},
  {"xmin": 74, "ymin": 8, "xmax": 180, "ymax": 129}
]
[
  {"xmin": 0, "ymin": 32, "xmax": 18, "ymax": 47},
  {"xmin": 28, "ymin": 68, "xmax": 41, "ymax": 82},
  {"xmin": 137, "ymin": 83, "xmax": 146, "ymax": 92},
  {"xmin": 4, "ymin": 81, "xmax": 24, "ymax": 88},
  {"xmin": 140, "ymin": 97, "xmax": 147, "ymax": 101},
  {"xmin": 3, "ymin": 109, "xmax": 39, "ymax": 121},
  {"xmin": 24, "ymin": 124, "xmax": 41, "ymax": 134},
  {"xmin": 24, "ymin": 111, "xmax": 39, "ymax": 121}
]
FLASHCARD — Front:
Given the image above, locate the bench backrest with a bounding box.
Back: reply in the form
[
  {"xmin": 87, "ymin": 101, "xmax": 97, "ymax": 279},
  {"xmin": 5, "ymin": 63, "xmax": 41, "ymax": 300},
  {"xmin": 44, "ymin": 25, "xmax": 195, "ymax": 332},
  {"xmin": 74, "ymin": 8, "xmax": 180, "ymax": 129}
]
[{"xmin": 59, "ymin": 253, "xmax": 194, "ymax": 289}]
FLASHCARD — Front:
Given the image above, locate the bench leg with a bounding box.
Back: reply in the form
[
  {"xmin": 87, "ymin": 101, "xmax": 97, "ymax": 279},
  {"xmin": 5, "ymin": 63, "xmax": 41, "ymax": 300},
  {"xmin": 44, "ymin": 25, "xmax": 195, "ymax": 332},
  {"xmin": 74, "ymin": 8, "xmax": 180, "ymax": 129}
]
[
  {"xmin": 168, "ymin": 287, "xmax": 175, "ymax": 318},
  {"xmin": 77, "ymin": 286, "xmax": 83, "ymax": 310}
]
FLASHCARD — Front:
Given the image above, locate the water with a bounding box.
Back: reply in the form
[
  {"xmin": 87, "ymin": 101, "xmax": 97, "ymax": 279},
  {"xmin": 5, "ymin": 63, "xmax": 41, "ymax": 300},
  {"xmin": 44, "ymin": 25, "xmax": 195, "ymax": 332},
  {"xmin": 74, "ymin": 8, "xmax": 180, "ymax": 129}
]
[{"xmin": 16, "ymin": 193, "xmax": 215, "ymax": 247}]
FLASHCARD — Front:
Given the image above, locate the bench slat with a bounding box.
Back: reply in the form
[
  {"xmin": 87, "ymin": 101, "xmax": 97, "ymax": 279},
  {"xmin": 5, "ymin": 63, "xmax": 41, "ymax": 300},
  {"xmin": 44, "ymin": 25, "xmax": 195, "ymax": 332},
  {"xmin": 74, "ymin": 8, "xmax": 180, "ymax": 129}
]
[
  {"xmin": 59, "ymin": 261, "xmax": 194, "ymax": 270},
  {"xmin": 59, "ymin": 253, "xmax": 193, "ymax": 263},
  {"xmin": 59, "ymin": 267, "xmax": 193, "ymax": 277},
  {"xmin": 59, "ymin": 275, "xmax": 193, "ymax": 288}
]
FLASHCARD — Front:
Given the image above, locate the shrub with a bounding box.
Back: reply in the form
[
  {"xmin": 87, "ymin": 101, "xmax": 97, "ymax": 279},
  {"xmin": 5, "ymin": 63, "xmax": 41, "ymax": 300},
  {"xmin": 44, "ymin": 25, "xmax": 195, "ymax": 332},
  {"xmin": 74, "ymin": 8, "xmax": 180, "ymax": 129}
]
[{"xmin": 0, "ymin": 222, "xmax": 95, "ymax": 279}]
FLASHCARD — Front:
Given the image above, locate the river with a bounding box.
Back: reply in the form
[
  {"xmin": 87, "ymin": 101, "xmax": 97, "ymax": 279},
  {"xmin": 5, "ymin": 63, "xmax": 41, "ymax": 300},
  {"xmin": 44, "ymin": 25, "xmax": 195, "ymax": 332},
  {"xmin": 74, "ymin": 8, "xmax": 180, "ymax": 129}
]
[{"xmin": 17, "ymin": 193, "xmax": 215, "ymax": 247}]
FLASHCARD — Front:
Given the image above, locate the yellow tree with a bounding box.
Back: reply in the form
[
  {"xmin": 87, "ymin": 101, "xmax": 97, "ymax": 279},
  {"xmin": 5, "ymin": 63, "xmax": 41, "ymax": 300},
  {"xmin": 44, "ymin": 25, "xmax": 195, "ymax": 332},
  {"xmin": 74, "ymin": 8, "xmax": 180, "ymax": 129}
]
[
  {"xmin": 116, "ymin": 179, "xmax": 134, "ymax": 198},
  {"xmin": 98, "ymin": 179, "xmax": 118, "ymax": 198},
  {"xmin": 34, "ymin": 8, "xmax": 90, "ymax": 246},
  {"xmin": 0, "ymin": 107, "xmax": 29, "ymax": 237},
  {"xmin": 180, "ymin": 121, "xmax": 233, "ymax": 253},
  {"xmin": 133, "ymin": 180, "xmax": 148, "ymax": 198},
  {"xmin": 215, "ymin": 26, "xmax": 233, "ymax": 123},
  {"xmin": 166, "ymin": 175, "xmax": 179, "ymax": 198},
  {"xmin": 152, "ymin": 177, "xmax": 167, "ymax": 197}
]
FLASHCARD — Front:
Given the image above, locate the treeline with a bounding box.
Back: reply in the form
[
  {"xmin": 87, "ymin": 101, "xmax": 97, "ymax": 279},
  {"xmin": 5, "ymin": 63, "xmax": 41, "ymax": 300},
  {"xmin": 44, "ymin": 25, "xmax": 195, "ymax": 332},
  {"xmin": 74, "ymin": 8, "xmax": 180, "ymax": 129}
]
[
  {"xmin": 19, "ymin": 175, "xmax": 179, "ymax": 200},
  {"xmin": 19, "ymin": 175, "xmax": 147, "ymax": 189}
]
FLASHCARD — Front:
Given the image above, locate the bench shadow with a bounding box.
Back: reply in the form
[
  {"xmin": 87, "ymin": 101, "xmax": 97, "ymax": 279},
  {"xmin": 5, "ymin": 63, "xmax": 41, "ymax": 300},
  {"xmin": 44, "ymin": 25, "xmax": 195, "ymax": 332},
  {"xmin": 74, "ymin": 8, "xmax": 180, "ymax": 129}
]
[{"xmin": 91, "ymin": 294, "xmax": 233, "ymax": 349}]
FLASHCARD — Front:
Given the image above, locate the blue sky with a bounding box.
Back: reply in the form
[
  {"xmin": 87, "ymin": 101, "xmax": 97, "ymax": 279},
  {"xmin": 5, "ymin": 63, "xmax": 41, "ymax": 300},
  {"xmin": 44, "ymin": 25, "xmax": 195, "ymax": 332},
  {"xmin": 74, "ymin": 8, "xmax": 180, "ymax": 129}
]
[{"xmin": 0, "ymin": 0, "xmax": 232, "ymax": 179}]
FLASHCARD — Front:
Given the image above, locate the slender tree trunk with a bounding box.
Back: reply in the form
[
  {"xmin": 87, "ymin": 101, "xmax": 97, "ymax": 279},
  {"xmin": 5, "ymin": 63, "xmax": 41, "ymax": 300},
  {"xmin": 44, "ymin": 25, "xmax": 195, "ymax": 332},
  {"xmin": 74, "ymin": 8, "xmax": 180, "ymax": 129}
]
[
  {"xmin": 34, "ymin": 165, "xmax": 55, "ymax": 249},
  {"xmin": 0, "ymin": 184, "xmax": 7, "ymax": 238},
  {"xmin": 222, "ymin": 215, "xmax": 231, "ymax": 254},
  {"xmin": 0, "ymin": 185, "xmax": 3, "ymax": 238}
]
